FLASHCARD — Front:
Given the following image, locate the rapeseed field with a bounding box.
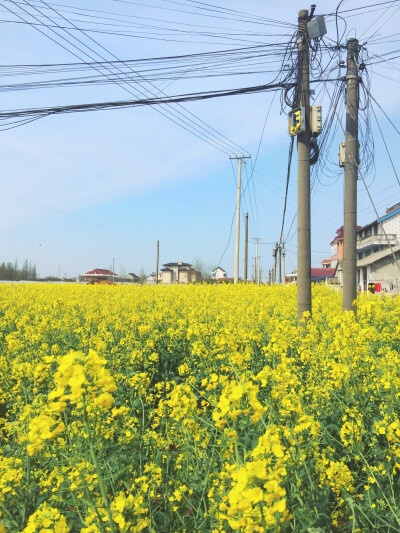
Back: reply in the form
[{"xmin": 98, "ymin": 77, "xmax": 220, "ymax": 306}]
[{"xmin": 0, "ymin": 283, "xmax": 400, "ymax": 532}]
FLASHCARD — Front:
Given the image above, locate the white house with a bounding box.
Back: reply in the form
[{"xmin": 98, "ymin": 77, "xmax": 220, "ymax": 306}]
[
  {"xmin": 146, "ymin": 273, "xmax": 156, "ymax": 284},
  {"xmin": 357, "ymin": 202, "xmax": 400, "ymax": 293},
  {"xmin": 357, "ymin": 245, "xmax": 400, "ymax": 294},
  {"xmin": 211, "ymin": 266, "xmax": 227, "ymax": 280}
]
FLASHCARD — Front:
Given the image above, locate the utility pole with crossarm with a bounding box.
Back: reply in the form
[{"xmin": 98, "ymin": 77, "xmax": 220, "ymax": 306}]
[{"xmin": 230, "ymin": 155, "xmax": 251, "ymax": 284}]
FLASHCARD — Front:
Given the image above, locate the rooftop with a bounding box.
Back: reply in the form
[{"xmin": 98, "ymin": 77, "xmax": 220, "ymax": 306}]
[
  {"xmin": 85, "ymin": 268, "xmax": 117, "ymax": 276},
  {"xmin": 163, "ymin": 262, "xmax": 192, "ymax": 268},
  {"xmin": 311, "ymin": 268, "xmax": 336, "ymax": 278},
  {"xmin": 358, "ymin": 202, "xmax": 400, "ymax": 232}
]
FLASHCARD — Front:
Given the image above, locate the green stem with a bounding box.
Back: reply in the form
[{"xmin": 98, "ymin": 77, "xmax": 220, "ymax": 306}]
[{"xmin": 83, "ymin": 409, "xmax": 116, "ymax": 533}]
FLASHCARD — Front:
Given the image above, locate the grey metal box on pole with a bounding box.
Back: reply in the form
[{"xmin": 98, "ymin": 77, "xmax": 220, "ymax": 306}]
[{"xmin": 307, "ymin": 16, "xmax": 327, "ymax": 40}]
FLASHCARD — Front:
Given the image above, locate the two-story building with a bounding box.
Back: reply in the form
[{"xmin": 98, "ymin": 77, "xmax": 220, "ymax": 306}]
[
  {"xmin": 160, "ymin": 262, "xmax": 202, "ymax": 284},
  {"xmin": 329, "ymin": 226, "xmax": 344, "ymax": 268},
  {"xmin": 357, "ymin": 202, "xmax": 400, "ymax": 293},
  {"xmin": 211, "ymin": 266, "xmax": 227, "ymax": 280},
  {"xmin": 322, "ymin": 202, "xmax": 400, "ymax": 294}
]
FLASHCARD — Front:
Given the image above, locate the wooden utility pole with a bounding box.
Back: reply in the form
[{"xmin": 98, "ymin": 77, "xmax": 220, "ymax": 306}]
[
  {"xmin": 343, "ymin": 38, "xmax": 359, "ymax": 312},
  {"xmin": 156, "ymin": 240, "xmax": 159, "ymax": 285},
  {"xmin": 230, "ymin": 155, "xmax": 251, "ymax": 284},
  {"xmin": 297, "ymin": 9, "xmax": 312, "ymax": 322},
  {"xmin": 244, "ymin": 213, "xmax": 249, "ymax": 282}
]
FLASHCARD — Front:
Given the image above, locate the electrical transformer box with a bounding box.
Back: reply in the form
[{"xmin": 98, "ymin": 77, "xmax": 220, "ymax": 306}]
[
  {"xmin": 310, "ymin": 105, "xmax": 322, "ymax": 136},
  {"xmin": 339, "ymin": 142, "xmax": 346, "ymax": 167},
  {"xmin": 288, "ymin": 106, "xmax": 305, "ymax": 136},
  {"xmin": 307, "ymin": 16, "xmax": 327, "ymax": 40}
]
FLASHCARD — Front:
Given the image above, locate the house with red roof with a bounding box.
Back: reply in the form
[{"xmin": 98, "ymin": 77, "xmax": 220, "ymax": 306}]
[
  {"xmin": 285, "ymin": 268, "xmax": 337, "ymax": 284},
  {"xmin": 329, "ymin": 226, "xmax": 344, "ymax": 268},
  {"xmin": 311, "ymin": 268, "xmax": 336, "ymax": 283},
  {"xmin": 79, "ymin": 268, "xmax": 118, "ymax": 283},
  {"xmin": 356, "ymin": 202, "xmax": 400, "ymax": 293},
  {"xmin": 320, "ymin": 201, "xmax": 400, "ymax": 293}
]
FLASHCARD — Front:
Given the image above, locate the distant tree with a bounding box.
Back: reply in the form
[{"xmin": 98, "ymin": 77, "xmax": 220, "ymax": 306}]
[
  {"xmin": 0, "ymin": 259, "xmax": 38, "ymax": 281},
  {"xmin": 7, "ymin": 262, "xmax": 15, "ymax": 280},
  {"xmin": 192, "ymin": 258, "xmax": 212, "ymax": 281},
  {"xmin": 21, "ymin": 260, "xmax": 29, "ymax": 280},
  {"xmin": 138, "ymin": 268, "xmax": 147, "ymax": 284}
]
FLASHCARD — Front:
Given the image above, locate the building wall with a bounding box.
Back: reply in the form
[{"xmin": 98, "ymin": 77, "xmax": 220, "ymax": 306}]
[
  {"xmin": 369, "ymin": 255, "xmax": 400, "ymax": 292},
  {"xmin": 337, "ymin": 240, "xmax": 344, "ymax": 260},
  {"xmin": 212, "ymin": 268, "xmax": 226, "ymax": 279},
  {"xmin": 357, "ymin": 251, "xmax": 400, "ymax": 294},
  {"xmin": 330, "ymin": 240, "xmax": 344, "ymax": 263},
  {"xmin": 191, "ymin": 271, "xmax": 202, "ymax": 283},
  {"xmin": 382, "ymin": 212, "xmax": 400, "ymax": 237},
  {"xmin": 161, "ymin": 271, "xmax": 172, "ymax": 284},
  {"xmin": 179, "ymin": 270, "xmax": 190, "ymax": 283}
]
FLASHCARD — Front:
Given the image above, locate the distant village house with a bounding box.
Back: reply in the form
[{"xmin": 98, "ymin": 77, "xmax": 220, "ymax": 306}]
[
  {"xmin": 211, "ymin": 266, "xmax": 227, "ymax": 280},
  {"xmin": 159, "ymin": 262, "xmax": 202, "ymax": 284},
  {"xmin": 78, "ymin": 268, "xmax": 140, "ymax": 284},
  {"xmin": 321, "ymin": 201, "xmax": 400, "ymax": 294}
]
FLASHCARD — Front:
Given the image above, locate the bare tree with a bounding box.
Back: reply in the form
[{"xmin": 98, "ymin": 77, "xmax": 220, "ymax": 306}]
[
  {"xmin": 138, "ymin": 267, "xmax": 147, "ymax": 284},
  {"xmin": 192, "ymin": 258, "xmax": 212, "ymax": 281}
]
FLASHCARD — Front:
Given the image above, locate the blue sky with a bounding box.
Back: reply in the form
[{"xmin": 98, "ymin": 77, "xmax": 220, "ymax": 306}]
[{"xmin": 0, "ymin": 0, "xmax": 399, "ymax": 278}]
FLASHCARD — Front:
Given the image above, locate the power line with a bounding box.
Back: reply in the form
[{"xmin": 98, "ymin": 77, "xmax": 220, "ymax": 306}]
[
  {"xmin": 112, "ymin": 0, "xmax": 294, "ymax": 28},
  {"xmin": 0, "ymin": 186, "xmax": 153, "ymax": 245},
  {"xmin": 0, "ymin": 81, "xmax": 287, "ymax": 128},
  {"xmin": 279, "ymin": 136, "xmax": 294, "ymax": 244},
  {"xmin": 360, "ymin": 79, "xmax": 400, "ymax": 136},
  {"xmin": 370, "ymin": 100, "xmax": 400, "ymax": 188},
  {"xmin": 28, "ymin": 0, "xmax": 243, "ymax": 156},
  {"xmin": 3, "ymin": 0, "xmax": 248, "ymax": 154}
]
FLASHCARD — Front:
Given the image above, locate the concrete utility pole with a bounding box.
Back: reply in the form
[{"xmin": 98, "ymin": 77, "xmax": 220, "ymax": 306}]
[
  {"xmin": 230, "ymin": 155, "xmax": 251, "ymax": 284},
  {"xmin": 282, "ymin": 234, "xmax": 286, "ymax": 284},
  {"xmin": 297, "ymin": 9, "xmax": 312, "ymax": 322},
  {"xmin": 253, "ymin": 238, "xmax": 261, "ymax": 284},
  {"xmin": 272, "ymin": 246, "xmax": 277, "ymax": 284},
  {"xmin": 156, "ymin": 240, "xmax": 159, "ymax": 285},
  {"xmin": 343, "ymin": 38, "xmax": 359, "ymax": 312},
  {"xmin": 278, "ymin": 243, "xmax": 282, "ymax": 284},
  {"xmin": 244, "ymin": 213, "xmax": 249, "ymax": 282}
]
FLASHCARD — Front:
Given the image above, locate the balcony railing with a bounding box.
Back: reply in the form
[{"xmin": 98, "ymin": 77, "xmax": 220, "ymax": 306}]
[{"xmin": 356, "ymin": 233, "xmax": 397, "ymax": 250}]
